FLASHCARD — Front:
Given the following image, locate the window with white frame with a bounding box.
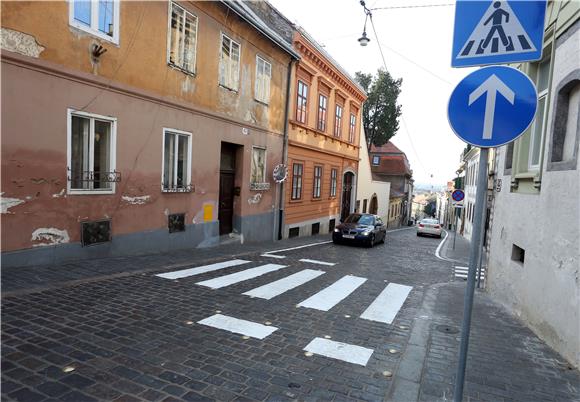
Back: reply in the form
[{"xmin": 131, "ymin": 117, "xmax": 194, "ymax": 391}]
[
  {"xmin": 255, "ymin": 56, "xmax": 272, "ymax": 104},
  {"xmin": 528, "ymin": 56, "xmax": 551, "ymax": 170},
  {"xmin": 251, "ymin": 147, "xmax": 266, "ymax": 184},
  {"xmin": 219, "ymin": 34, "xmax": 241, "ymax": 91},
  {"xmin": 330, "ymin": 168, "xmax": 337, "ymax": 197},
  {"xmin": 313, "ymin": 166, "xmax": 322, "ymax": 198},
  {"xmin": 372, "ymin": 155, "xmax": 380, "ymax": 165},
  {"xmin": 69, "ymin": 0, "xmax": 119, "ymax": 44},
  {"xmin": 168, "ymin": 2, "xmax": 198, "ymax": 74},
  {"xmin": 68, "ymin": 110, "xmax": 117, "ymax": 193},
  {"xmin": 162, "ymin": 129, "xmax": 192, "ymax": 192}
]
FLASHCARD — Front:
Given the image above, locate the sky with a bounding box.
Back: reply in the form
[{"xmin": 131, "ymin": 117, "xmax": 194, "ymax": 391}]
[{"xmin": 268, "ymin": 0, "xmax": 477, "ymax": 186}]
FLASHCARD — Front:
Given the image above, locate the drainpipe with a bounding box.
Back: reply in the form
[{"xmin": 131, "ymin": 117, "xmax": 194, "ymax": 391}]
[{"xmin": 277, "ymin": 58, "xmax": 296, "ymax": 240}]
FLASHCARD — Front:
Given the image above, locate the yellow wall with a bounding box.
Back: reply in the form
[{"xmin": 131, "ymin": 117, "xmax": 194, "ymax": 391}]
[{"xmin": 1, "ymin": 1, "xmax": 290, "ymax": 134}]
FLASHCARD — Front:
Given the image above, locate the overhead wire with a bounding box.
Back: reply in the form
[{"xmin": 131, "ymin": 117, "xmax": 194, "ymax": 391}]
[
  {"xmin": 371, "ymin": 3, "xmax": 453, "ymax": 11},
  {"xmin": 367, "ymin": 12, "xmax": 432, "ymax": 178}
]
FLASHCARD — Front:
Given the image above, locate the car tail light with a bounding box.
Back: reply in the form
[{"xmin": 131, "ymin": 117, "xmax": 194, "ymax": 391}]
[{"xmin": 419, "ymin": 224, "xmax": 424, "ymax": 228}]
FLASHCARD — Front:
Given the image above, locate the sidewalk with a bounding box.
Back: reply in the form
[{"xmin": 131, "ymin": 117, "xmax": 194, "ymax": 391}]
[{"xmin": 0, "ymin": 234, "xmax": 333, "ymax": 296}]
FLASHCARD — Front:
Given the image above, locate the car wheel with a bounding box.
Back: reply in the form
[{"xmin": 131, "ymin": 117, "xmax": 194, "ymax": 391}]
[
  {"xmin": 368, "ymin": 234, "xmax": 375, "ymax": 248},
  {"xmin": 416, "ymin": 233, "xmax": 420, "ymax": 237}
]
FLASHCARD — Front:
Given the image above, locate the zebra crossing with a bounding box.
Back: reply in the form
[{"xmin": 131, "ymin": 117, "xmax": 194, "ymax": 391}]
[
  {"xmin": 454, "ymin": 265, "xmax": 486, "ymax": 281},
  {"xmin": 155, "ymin": 257, "xmax": 413, "ymax": 367}
]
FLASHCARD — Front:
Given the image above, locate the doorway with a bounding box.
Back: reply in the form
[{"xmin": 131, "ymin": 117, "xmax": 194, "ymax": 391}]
[
  {"xmin": 219, "ymin": 143, "xmax": 237, "ymax": 235},
  {"xmin": 341, "ymin": 172, "xmax": 354, "ymax": 221},
  {"xmin": 369, "ymin": 194, "xmax": 378, "ymax": 215}
]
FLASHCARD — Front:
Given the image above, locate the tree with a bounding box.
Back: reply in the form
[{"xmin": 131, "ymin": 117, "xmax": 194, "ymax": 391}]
[{"xmin": 355, "ymin": 69, "xmax": 403, "ymax": 152}]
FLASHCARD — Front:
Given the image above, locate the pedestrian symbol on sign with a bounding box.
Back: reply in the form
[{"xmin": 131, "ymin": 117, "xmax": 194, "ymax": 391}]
[{"xmin": 457, "ymin": 1, "xmax": 535, "ymax": 60}]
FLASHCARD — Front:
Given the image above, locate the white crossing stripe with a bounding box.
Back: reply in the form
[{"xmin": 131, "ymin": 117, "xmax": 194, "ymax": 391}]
[
  {"xmin": 196, "ymin": 264, "xmax": 286, "ymax": 289},
  {"xmin": 243, "ymin": 269, "xmax": 325, "ymax": 300},
  {"xmin": 261, "ymin": 254, "xmax": 286, "ymax": 259},
  {"xmin": 156, "ymin": 259, "xmax": 250, "ymax": 280},
  {"xmin": 360, "ymin": 283, "xmax": 413, "ymax": 324},
  {"xmin": 454, "ymin": 266, "xmax": 485, "ymax": 280},
  {"xmin": 197, "ymin": 314, "xmax": 277, "ymax": 339},
  {"xmin": 304, "ymin": 337, "xmax": 374, "ymax": 366},
  {"xmin": 297, "ymin": 275, "xmax": 367, "ymax": 311},
  {"xmin": 299, "ymin": 259, "xmax": 336, "ymax": 266}
]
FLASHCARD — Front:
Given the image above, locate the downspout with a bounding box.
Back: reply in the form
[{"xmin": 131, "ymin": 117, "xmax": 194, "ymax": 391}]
[{"xmin": 277, "ymin": 57, "xmax": 296, "ymax": 240}]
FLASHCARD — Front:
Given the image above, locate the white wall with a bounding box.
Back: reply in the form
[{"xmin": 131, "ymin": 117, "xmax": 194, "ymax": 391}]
[
  {"xmin": 487, "ymin": 24, "xmax": 580, "ymax": 367},
  {"xmin": 356, "ymin": 128, "xmax": 390, "ymax": 220}
]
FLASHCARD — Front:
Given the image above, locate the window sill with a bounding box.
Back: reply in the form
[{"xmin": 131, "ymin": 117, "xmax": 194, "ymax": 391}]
[
  {"xmin": 289, "ymin": 199, "xmax": 303, "ymax": 204},
  {"xmin": 254, "ymin": 99, "xmax": 269, "ymax": 107},
  {"xmin": 162, "ymin": 185, "xmax": 194, "ymax": 193},
  {"xmin": 69, "ymin": 22, "xmax": 119, "ymax": 46},
  {"xmin": 168, "ymin": 62, "xmax": 196, "ymax": 77},
  {"xmin": 219, "ymin": 84, "xmax": 239, "ymax": 93},
  {"xmin": 68, "ymin": 189, "xmax": 115, "ymax": 195},
  {"xmin": 311, "ymin": 197, "xmax": 322, "ymax": 201}
]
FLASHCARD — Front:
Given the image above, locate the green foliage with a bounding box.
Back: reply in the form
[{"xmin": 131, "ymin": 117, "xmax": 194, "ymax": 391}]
[{"xmin": 355, "ymin": 69, "xmax": 403, "ymax": 151}]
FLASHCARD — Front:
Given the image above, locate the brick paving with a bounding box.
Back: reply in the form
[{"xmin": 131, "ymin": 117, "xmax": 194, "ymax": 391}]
[{"xmin": 2, "ymin": 228, "xmax": 578, "ymax": 401}]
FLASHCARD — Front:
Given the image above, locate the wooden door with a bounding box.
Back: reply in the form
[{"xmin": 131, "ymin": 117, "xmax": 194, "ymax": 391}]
[
  {"xmin": 341, "ymin": 172, "xmax": 354, "ymax": 221},
  {"xmin": 219, "ymin": 172, "xmax": 235, "ymax": 235}
]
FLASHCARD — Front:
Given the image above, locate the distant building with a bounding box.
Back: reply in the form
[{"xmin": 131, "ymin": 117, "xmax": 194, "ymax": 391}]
[
  {"xmin": 356, "ymin": 129, "xmax": 390, "ymax": 220},
  {"xmin": 486, "ymin": 4, "xmax": 579, "ymax": 368},
  {"xmin": 370, "ymin": 142, "xmax": 414, "ymax": 228}
]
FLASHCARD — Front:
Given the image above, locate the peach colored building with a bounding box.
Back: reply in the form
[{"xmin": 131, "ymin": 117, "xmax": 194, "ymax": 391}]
[
  {"xmin": 283, "ymin": 28, "xmax": 366, "ymax": 238},
  {"xmin": 1, "ymin": 1, "xmax": 297, "ymax": 267}
]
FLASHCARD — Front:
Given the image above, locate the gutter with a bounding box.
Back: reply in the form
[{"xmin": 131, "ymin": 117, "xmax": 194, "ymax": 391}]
[{"xmin": 278, "ymin": 58, "xmax": 296, "ymax": 240}]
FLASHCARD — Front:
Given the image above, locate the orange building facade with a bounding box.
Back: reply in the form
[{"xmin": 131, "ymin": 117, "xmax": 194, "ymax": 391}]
[
  {"xmin": 283, "ymin": 29, "xmax": 366, "ymax": 238},
  {"xmin": 1, "ymin": 1, "xmax": 297, "ymax": 267}
]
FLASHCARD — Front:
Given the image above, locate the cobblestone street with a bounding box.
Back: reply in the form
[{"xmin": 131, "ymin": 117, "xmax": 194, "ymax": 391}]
[{"xmin": 2, "ymin": 229, "xmax": 578, "ymax": 401}]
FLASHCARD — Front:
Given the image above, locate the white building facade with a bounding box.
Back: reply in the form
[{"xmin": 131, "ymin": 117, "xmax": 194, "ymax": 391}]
[
  {"xmin": 356, "ymin": 129, "xmax": 390, "ymax": 220},
  {"xmin": 487, "ymin": 5, "xmax": 579, "ymax": 368}
]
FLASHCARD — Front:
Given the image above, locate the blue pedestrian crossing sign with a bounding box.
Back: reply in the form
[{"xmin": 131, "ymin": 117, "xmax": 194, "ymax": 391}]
[
  {"xmin": 448, "ymin": 66, "xmax": 537, "ymax": 148},
  {"xmin": 452, "ymin": 0, "xmax": 547, "ymax": 67}
]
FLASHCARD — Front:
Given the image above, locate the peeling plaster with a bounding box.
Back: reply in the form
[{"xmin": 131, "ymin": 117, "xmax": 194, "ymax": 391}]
[
  {"xmin": 1, "ymin": 194, "xmax": 25, "ymax": 214},
  {"xmin": 1, "ymin": 28, "xmax": 45, "ymax": 58},
  {"xmin": 31, "ymin": 228, "xmax": 70, "ymax": 247},
  {"xmin": 122, "ymin": 195, "xmax": 151, "ymax": 205},
  {"xmin": 52, "ymin": 189, "xmax": 66, "ymax": 198},
  {"xmin": 248, "ymin": 193, "xmax": 262, "ymax": 205}
]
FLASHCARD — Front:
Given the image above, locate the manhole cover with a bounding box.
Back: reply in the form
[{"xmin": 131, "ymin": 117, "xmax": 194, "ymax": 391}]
[{"xmin": 436, "ymin": 325, "xmax": 459, "ymax": 334}]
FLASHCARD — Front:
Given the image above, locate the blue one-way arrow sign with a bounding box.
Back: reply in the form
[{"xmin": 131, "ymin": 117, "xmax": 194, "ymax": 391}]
[
  {"xmin": 448, "ymin": 66, "xmax": 537, "ymax": 148},
  {"xmin": 452, "ymin": 0, "xmax": 547, "ymax": 67}
]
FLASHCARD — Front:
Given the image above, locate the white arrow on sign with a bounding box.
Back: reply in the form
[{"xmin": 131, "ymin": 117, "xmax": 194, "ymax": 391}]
[{"xmin": 468, "ymin": 74, "xmax": 515, "ymax": 140}]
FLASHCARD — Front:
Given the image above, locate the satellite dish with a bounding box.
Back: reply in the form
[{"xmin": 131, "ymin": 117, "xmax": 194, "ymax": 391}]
[{"xmin": 272, "ymin": 164, "xmax": 288, "ymax": 183}]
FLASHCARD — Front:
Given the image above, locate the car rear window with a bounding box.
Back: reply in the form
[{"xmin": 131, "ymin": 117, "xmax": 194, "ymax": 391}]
[{"xmin": 421, "ymin": 219, "xmax": 439, "ymax": 224}]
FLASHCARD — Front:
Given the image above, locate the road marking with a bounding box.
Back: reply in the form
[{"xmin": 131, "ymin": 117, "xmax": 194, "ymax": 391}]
[
  {"xmin": 261, "ymin": 254, "xmax": 286, "ymax": 259},
  {"xmin": 263, "ymin": 241, "xmax": 333, "ymax": 255},
  {"xmin": 156, "ymin": 259, "xmax": 250, "ymax": 280},
  {"xmin": 303, "ymin": 337, "xmax": 374, "ymax": 366},
  {"xmin": 297, "ymin": 275, "xmax": 367, "ymax": 311},
  {"xmin": 243, "ymin": 269, "xmax": 325, "ymax": 300},
  {"xmin": 360, "ymin": 283, "xmax": 413, "ymax": 324},
  {"xmin": 454, "ymin": 266, "xmax": 485, "ymax": 280},
  {"xmin": 197, "ymin": 314, "xmax": 277, "ymax": 339},
  {"xmin": 299, "ymin": 259, "xmax": 336, "ymax": 266},
  {"xmin": 196, "ymin": 264, "xmax": 286, "ymax": 289}
]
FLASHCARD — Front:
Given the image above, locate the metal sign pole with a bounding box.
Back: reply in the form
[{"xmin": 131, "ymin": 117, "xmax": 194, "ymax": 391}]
[
  {"xmin": 453, "ymin": 208, "xmax": 459, "ymax": 250},
  {"xmin": 453, "ymin": 148, "xmax": 489, "ymax": 402}
]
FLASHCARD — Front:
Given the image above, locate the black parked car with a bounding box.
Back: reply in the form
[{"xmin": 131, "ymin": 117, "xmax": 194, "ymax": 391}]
[{"xmin": 332, "ymin": 213, "xmax": 386, "ymax": 247}]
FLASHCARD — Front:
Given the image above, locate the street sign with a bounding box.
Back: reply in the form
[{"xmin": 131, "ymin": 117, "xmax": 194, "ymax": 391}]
[
  {"xmin": 448, "ymin": 66, "xmax": 537, "ymax": 148},
  {"xmin": 452, "ymin": 189, "xmax": 465, "ymax": 202},
  {"xmin": 451, "ymin": 0, "xmax": 547, "ymax": 68}
]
